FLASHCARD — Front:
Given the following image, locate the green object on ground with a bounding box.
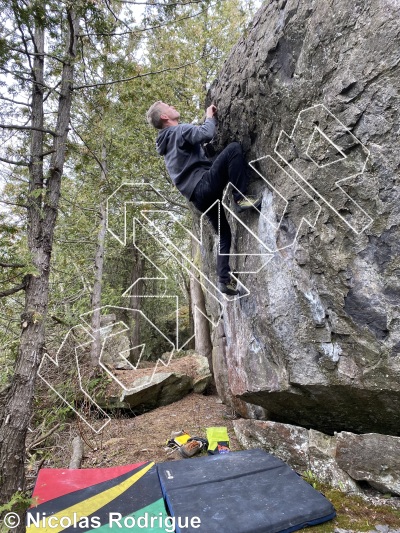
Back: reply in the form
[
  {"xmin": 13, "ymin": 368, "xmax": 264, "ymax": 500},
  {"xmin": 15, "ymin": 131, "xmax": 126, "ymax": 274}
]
[{"xmin": 206, "ymin": 426, "xmax": 230, "ymax": 454}]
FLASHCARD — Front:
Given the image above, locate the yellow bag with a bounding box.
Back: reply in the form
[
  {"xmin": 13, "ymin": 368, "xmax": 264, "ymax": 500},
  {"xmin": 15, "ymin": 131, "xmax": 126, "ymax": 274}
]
[{"xmin": 166, "ymin": 431, "xmax": 191, "ymax": 448}]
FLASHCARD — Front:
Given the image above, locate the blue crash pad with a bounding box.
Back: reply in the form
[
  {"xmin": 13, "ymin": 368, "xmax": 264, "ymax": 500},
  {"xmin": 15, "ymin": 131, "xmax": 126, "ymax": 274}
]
[{"xmin": 157, "ymin": 449, "xmax": 336, "ymax": 533}]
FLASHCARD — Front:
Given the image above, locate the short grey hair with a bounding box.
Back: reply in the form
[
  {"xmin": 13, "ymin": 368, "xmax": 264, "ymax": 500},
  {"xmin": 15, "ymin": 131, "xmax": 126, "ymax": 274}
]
[{"xmin": 146, "ymin": 101, "xmax": 165, "ymax": 129}]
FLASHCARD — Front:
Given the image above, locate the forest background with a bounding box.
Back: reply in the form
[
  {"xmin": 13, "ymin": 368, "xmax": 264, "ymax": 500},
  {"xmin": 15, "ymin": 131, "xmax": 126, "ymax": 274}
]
[{"xmin": 0, "ymin": 0, "xmax": 261, "ymax": 518}]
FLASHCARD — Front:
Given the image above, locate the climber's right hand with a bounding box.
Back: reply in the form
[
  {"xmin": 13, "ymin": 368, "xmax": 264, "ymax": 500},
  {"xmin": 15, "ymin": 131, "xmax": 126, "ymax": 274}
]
[{"xmin": 206, "ymin": 104, "xmax": 217, "ymax": 118}]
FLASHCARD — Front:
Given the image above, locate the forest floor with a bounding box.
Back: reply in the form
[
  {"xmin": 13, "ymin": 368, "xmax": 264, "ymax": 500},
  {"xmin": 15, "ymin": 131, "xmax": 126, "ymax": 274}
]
[{"xmin": 29, "ymin": 392, "xmax": 400, "ymax": 533}]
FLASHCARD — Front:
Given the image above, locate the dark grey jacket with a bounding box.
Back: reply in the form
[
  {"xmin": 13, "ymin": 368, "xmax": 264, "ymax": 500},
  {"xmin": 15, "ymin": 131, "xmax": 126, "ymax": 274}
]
[{"xmin": 156, "ymin": 118, "xmax": 216, "ymax": 200}]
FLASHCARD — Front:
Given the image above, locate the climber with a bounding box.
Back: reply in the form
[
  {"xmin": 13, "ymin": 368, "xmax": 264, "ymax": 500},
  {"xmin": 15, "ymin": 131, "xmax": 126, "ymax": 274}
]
[{"xmin": 146, "ymin": 101, "xmax": 262, "ymax": 296}]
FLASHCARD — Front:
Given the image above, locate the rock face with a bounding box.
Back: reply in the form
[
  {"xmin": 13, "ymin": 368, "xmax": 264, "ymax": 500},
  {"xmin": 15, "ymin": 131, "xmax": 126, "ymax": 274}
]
[
  {"xmin": 121, "ymin": 372, "xmax": 193, "ymax": 411},
  {"xmin": 233, "ymin": 419, "xmax": 400, "ymax": 496},
  {"xmin": 204, "ymin": 0, "xmax": 400, "ymax": 435},
  {"xmin": 99, "ymin": 318, "xmax": 131, "ymax": 369},
  {"xmin": 336, "ymin": 432, "xmax": 400, "ymax": 495},
  {"xmin": 102, "ymin": 354, "xmax": 212, "ymax": 411}
]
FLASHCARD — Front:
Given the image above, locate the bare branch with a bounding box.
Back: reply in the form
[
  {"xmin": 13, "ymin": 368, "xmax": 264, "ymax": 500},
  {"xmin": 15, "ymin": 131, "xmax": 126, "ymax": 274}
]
[
  {"xmin": 0, "ymin": 156, "xmax": 29, "ymax": 166},
  {"xmin": 58, "ymin": 192, "xmax": 98, "ymax": 214},
  {"xmin": 118, "ymin": 0, "xmax": 203, "ymax": 4},
  {"xmin": 0, "ymin": 95, "xmax": 31, "ymax": 107},
  {"xmin": 40, "ymin": 149, "xmax": 56, "ymax": 157},
  {"xmin": 78, "ymin": 36, "xmax": 90, "ymax": 87},
  {"xmin": 104, "ymin": 0, "xmax": 132, "ymax": 31},
  {"xmin": 14, "ymin": 10, "xmax": 34, "ymax": 73},
  {"xmin": 43, "ymin": 80, "xmax": 62, "ymax": 102},
  {"xmin": 0, "ymin": 65, "xmax": 33, "ymax": 81},
  {"xmin": 74, "ymin": 56, "xmax": 205, "ymax": 90},
  {"xmin": 0, "ymin": 262, "xmax": 25, "ymax": 268},
  {"xmin": 27, "ymin": 423, "xmax": 61, "ymax": 452},
  {"xmin": 0, "ymin": 281, "xmax": 26, "ymax": 298},
  {"xmin": 0, "ymin": 124, "xmax": 58, "ymax": 136},
  {"xmin": 0, "ymin": 66, "xmax": 53, "ymax": 91},
  {"xmin": 81, "ymin": 4, "xmax": 212, "ymax": 37},
  {"xmin": 10, "ymin": 0, "xmax": 37, "ymax": 75},
  {"xmin": 0, "ymin": 199, "xmax": 28, "ymax": 208},
  {"xmin": 8, "ymin": 45, "xmax": 67, "ymax": 65},
  {"xmin": 146, "ymin": 186, "xmax": 188, "ymax": 210},
  {"xmin": 50, "ymin": 315, "xmax": 72, "ymax": 327}
]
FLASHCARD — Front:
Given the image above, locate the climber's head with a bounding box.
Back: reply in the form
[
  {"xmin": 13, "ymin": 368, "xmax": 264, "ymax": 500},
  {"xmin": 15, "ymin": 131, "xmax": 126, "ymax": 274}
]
[{"xmin": 146, "ymin": 101, "xmax": 180, "ymax": 129}]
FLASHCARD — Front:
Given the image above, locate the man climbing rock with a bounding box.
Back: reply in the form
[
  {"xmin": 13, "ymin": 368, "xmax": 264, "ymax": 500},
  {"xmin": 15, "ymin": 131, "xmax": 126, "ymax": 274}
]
[{"xmin": 146, "ymin": 101, "xmax": 261, "ymax": 296}]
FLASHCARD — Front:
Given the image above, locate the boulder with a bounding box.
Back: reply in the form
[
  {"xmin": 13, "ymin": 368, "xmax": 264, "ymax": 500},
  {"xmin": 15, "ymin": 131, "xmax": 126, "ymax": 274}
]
[
  {"xmin": 100, "ymin": 314, "xmax": 117, "ymax": 327},
  {"xmin": 202, "ymin": 0, "xmax": 400, "ymax": 435},
  {"xmin": 336, "ymin": 432, "xmax": 400, "ymax": 495},
  {"xmin": 211, "ymin": 321, "xmax": 269, "ymax": 419},
  {"xmin": 232, "ymin": 419, "xmax": 309, "ymax": 472},
  {"xmin": 121, "ymin": 372, "xmax": 192, "ymax": 411},
  {"xmin": 233, "ymin": 419, "xmax": 400, "ymax": 495},
  {"xmin": 233, "ymin": 419, "xmax": 359, "ymax": 492},
  {"xmin": 308, "ymin": 429, "xmax": 359, "ymax": 494},
  {"xmin": 99, "ymin": 320, "xmax": 131, "ymax": 369},
  {"xmin": 102, "ymin": 353, "xmax": 212, "ymax": 410},
  {"xmin": 191, "ymin": 354, "xmax": 212, "ymax": 393}
]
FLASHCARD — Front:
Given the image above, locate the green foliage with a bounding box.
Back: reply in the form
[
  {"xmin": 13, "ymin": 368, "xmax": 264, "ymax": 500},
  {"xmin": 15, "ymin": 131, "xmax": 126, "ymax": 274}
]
[
  {"xmin": 299, "ymin": 471, "xmax": 400, "ymax": 531},
  {"xmin": 34, "ymin": 403, "xmax": 74, "ymax": 430},
  {"xmin": 86, "ymin": 372, "xmax": 113, "ymax": 401},
  {"xmin": 0, "ymin": 490, "xmax": 35, "ymax": 516},
  {"xmin": 302, "ymin": 469, "xmax": 320, "ymax": 490},
  {"xmin": 0, "ymin": 0, "xmax": 261, "ymax": 412},
  {"xmin": 304, "ymin": 486, "xmax": 400, "ymax": 532}
]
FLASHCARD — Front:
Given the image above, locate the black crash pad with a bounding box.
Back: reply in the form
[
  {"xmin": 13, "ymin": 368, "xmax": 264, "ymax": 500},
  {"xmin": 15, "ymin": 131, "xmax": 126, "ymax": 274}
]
[{"xmin": 157, "ymin": 449, "xmax": 336, "ymax": 533}]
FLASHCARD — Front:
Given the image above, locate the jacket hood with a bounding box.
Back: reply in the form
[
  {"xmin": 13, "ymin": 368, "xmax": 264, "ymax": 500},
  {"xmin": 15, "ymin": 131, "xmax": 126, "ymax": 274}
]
[{"xmin": 156, "ymin": 127, "xmax": 173, "ymax": 156}]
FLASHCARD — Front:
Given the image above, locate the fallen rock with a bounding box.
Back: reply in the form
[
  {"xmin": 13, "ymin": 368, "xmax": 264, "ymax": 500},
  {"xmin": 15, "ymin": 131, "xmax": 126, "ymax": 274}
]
[
  {"xmin": 233, "ymin": 419, "xmax": 360, "ymax": 493},
  {"xmin": 191, "ymin": 354, "xmax": 212, "ymax": 393},
  {"xmin": 121, "ymin": 372, "xmax": 192, "ymax": 411},
  {"xmin": 308, "ymin": 429, "xmax": 359, "ymax": 493},
  {"xmin": 336, "ymin": 433, "xmax": 400, "ymax": 496},
  {"xmin": 232, "ymin": 419, "xmax": 309, "ymax": 472},
  {"xmin": 102, "ymin": 353, "xmax": 212, "ymax": 411},
  {"xmin": 100, "ymin": 321, "xmax": 131, "ymax": 369},
  {"xmin": 100, "ymin": 314, "xmax": 117, "ymax": 327}
]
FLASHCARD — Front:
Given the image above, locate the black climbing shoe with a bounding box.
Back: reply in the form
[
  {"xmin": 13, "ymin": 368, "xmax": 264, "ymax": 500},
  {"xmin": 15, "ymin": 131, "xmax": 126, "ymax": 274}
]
[
  {"xmin": 235, "ymin": 195, "xmax": 262, "ymax": 213},
  {"xmin": 218, "ymin": 281, "xmax": 239, "ymax": 296}
]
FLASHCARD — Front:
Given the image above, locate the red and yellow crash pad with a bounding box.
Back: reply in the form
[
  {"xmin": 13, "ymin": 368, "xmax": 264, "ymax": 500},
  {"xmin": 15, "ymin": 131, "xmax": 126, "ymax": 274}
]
[{"xmin": 26, "ymin": 462, "xmax": 168, "ymax": 532}]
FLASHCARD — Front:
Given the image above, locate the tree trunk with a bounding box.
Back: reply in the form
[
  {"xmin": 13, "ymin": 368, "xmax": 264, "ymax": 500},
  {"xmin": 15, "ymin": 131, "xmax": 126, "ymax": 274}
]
[
  {"xmin": 90, "ymin": 143, "xmax": 108, "ymax": 366},
  {"xmin": 183, "ymin": 271, "xmax": 195, "ymax": 350},
  {"xmin": 129, "ymin": 246, "xmax": 144, "ymax": 363},
  {"xmin": 69, "ymin": 437, "xmax": 84, "ymax": 469},
  {"xmin": 0, "ymin": 10, "xmax": 80, "ymax": 518},
  {"xmin": 190, "ymin": 236, "xmax": 213, "ymax": 370}
]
